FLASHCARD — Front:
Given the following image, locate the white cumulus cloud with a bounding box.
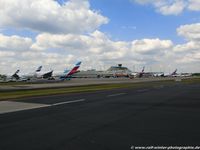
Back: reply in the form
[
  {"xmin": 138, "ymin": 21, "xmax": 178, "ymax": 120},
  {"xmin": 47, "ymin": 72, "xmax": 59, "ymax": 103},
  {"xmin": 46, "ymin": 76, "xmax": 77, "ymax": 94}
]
[
  {"xmin": 188, "ymin": 0, "xmax": 200, "ymax": 11},
  {"xmin": 177, "ymin": 23, "xmax": 200, "ymax": 41},
  {"xmin": 0, "ymin": 51, "xmax": 15, "ymax": 57},
  {"xmin": 131, "ymin": 38, "xmax": 173, "ymax": 54},
  {"xmin": 132, "ymin": 0, "xmax": 200, "ymax": 15},
  {"xmin": 0, "ymin": 34, "xmax": 32, "ymax": 51},
  {"xmin": 158, "ymin": 1, "xmax": 186, "ymax": 15},
  {"xmin": 174, "ymin": 41, "xmax": 200, "ymax": 52},
  {"xmin": 173, "ymin": 23, "xmax": 200, "ymax": 68},
  {"xmin": 0, "ymin": 0, "xmax": 108, "ymax": 34}
]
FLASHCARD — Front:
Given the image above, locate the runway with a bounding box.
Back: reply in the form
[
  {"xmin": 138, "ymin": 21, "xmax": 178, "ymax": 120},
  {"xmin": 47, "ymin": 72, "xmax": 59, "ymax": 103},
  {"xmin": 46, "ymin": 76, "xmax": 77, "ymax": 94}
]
[
  {"xmin": 0, "ymin": 77, "xmax": 185, "ymax": 91},
  {"xmin": 0, "ymin": 82, "xmax": 200, "ymax": 150}
]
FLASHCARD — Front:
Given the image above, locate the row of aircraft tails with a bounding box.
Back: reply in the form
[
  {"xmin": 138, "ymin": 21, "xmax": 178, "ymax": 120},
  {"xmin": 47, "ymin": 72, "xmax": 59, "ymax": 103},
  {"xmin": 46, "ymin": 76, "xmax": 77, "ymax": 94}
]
[
  {"xmin": 131, "ymin": 67, "xmax": 191, "ymax": 78},
  {"xmin": 4, "ymin": 62, "xmax": 192, "ymax": 82},
  {"xmin": 6, "ymin": 61, "xmax": 82, "ymax": 82}
]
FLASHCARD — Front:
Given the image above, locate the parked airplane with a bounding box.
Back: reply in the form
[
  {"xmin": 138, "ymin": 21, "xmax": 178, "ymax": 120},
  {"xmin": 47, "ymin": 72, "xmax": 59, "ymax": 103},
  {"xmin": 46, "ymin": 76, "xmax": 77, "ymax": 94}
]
[
  {"xmin": 162, "ymin": 69, "xmax": 178, "ymax": 77},
  {"xmin": 41, "ymin": 70, "xmax": 54, "ymax": 79},
  {"xmin": 5, "ymin": 66, "xmax": 42, "ymax": 81},
  {"xmin": 6, "ymin": 69, "xmax": 20, "ymax": 81},
  {"xmin": 130, "ymin": 66, "xmax": 145, "ymax": 78},
  {"xmin": 35, "ymin": 68, "xmax": 54, "ymax": 80},
  {"xmin": 179, "ymin": 73, "xmax": 192, "ymax": 77},
  {"xmin": 167, "ymin": 70, "xmax": 192, "ymax": 77},
  {"xmin": 21, "ymin": 66, "xmax": 43, "ymax": 80},
  {"xmin": 34, "ymin": 61, "xmax": 82, "ymax": 81},
  {"xmin": 153, "ymin": 72, "xmax": 164, "ymax": 77},
  {"xmin": 53, "ymin": 61, "xmax": 82, "ymax": 80}
]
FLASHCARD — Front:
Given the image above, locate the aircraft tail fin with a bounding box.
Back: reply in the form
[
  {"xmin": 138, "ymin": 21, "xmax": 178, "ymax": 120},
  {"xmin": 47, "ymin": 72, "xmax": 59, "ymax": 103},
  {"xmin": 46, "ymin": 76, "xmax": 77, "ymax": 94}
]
[
  {"xmin": 62, "ymin": 61, "xmax": 82, "ymax": 79},
  {"xmin": 42, "ymin": 70, "xmax": 53, "ymax": 79},
  {"xmin": 12, "ymin": 70, "xmax": 20, "ymax": 80},
  {"xmin": 138, "ymin": 66, "xmax": 145, "ymax": 78},
  {"xmin": 14, "ymin": 69, "xmax": 20, "ymax": 75},
  {"xmin": 142, "ymin": 66, "xmax": 145, "ymax": 73},
  {"xmin": 67, "ymin": 61, "xmax": 81, "ymax": 76},
  {"xmin": 171, "ymin": 69, "xmax": 177, "ymax": 75},
  {"xmin": 36, "ymin": 66, "xmax": 42, "ymax": 72}
]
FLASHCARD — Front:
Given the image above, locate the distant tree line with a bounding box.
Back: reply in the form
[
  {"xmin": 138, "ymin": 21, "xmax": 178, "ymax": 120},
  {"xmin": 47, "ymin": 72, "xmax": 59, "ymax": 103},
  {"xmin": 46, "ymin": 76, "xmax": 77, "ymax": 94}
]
[
  {"xmin": 0, "ymin": 74, "xmax": 7, "ymax": 80},
  {"xmin": 192, "ymin": 73, "xmax": 200, "ymax": 76}
]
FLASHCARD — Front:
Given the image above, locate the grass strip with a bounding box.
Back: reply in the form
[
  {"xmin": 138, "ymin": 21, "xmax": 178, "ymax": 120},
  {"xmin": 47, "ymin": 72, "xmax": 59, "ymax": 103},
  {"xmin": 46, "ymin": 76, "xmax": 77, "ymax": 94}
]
[
  {"xmin": 0, "ymin": 78, "xmax": 200, "ymax": 101},
  {"xmin": 0, "ymin": 80, "xmax": 174, "ymax": 100}
]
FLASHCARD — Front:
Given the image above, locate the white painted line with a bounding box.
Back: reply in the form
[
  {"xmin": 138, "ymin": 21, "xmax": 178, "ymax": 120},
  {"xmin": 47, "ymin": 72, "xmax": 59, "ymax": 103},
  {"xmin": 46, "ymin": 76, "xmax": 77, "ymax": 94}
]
[
  {"xmin": 1, "ymin": 105, "xmax": 50, "ymax": 114},
  {"xmin": 137, "ymin": 89, "xmax": 149, "ymax": 92},
  {"xmin": 0, "ymin": 101, "xmax": 50, "ymax": 115},
  {"xmin": 51, "ymin": 99, "xmax": 85, "ymax": 106},
  {"xmin": 153, "ymin": 85, "xmax": 164, "ymax": 89},
  {"xmin": 0, "ymin": 99, "xmax": 85, "ymax": 115},
  {"xmin": 107, "ymin": 93, "xmax": 126, "ymax": 97}
]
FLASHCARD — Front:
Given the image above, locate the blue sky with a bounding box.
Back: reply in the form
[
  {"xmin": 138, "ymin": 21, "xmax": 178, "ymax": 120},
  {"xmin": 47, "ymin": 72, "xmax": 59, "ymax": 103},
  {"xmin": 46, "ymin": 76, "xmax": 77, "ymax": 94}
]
[
  {"xmin": 90, "ymin": 0, "xmax": 200, "ymax": 43},
  {"xmin": 0, "ymin": 0, "xmax": 200, "ymax": 74},
  {"xmin": 2, "ymin": 0, "xmax": 200, "ymax": 42}
]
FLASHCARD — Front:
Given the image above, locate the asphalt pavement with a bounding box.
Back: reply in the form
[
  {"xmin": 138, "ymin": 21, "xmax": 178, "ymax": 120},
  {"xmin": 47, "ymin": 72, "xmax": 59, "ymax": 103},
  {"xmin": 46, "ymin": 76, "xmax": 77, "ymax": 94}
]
[
  {"xmin": 0, "ymin": 82, "xmax": 200, "ymax": 150},
  {"xmin": 0, "ymin": 77, "xmax": 184, "ymax": 91}
]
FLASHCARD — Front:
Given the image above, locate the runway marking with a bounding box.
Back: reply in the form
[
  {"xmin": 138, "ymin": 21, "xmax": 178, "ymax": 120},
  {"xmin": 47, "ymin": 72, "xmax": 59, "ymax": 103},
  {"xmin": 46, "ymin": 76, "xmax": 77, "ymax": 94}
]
[
  {"xmin": 107, "ymin": 93, "xmax": 126, "ymax": 97},
  {"xmin": 0, "ymin": 99, "xmax": 86, "ymax": 114},
  {"xmin": 153, "ymin": 85, "xmax": 164, "ymax": 89},
  {"xmin": 51, "ymin": 99, "xmax": 85, "ymax": 106},
  {"xmin": 137, "ymin": 89, "xmax": 149, "ymax": 92},
  {"xmin": 0, "ymin": 101, "xmax": 50, "ymax": 114}
]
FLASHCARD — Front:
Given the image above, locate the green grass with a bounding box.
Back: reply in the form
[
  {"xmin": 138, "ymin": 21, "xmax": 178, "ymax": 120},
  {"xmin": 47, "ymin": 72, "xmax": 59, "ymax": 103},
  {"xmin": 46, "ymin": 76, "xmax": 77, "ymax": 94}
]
[
  {"xmin": 0, "ymin": 81, "xmax": 50, "ymax": 86},
  {"xmin": 0, "ymin": 84, "xmax": 128, "ymax": 100},
  {"xmin": 0, "ymin": 81, "xmax": 172, "ymax": 100},
  {"xmin": 0, "ymin": 77, "xmax": 200, "ymax": 101},
  {"xmin": 182, "ymin": 77, "xmax": 200, "ymax": 84}
]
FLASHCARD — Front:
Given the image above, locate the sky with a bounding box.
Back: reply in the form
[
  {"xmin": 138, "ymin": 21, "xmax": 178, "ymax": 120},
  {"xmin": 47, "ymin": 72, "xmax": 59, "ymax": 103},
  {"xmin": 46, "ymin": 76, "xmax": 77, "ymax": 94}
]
[{"xmin": 0, "ymin": 0, "xmax": 200, "ymax": 74}]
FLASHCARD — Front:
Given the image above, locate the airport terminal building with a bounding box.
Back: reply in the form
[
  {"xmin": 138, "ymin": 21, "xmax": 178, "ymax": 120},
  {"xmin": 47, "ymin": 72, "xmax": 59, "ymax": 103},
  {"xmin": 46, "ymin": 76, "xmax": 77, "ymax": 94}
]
[
  {"xmin": 72, "ymin": 69, "xmax": 101, "ymax": 78},
  {"xmin": 102, "ymin": 64, "xmax": 132, "ymax": 78},
  {"xmin": 73, "ymin": 64, "xmax": 132, "ymax": 78}
]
